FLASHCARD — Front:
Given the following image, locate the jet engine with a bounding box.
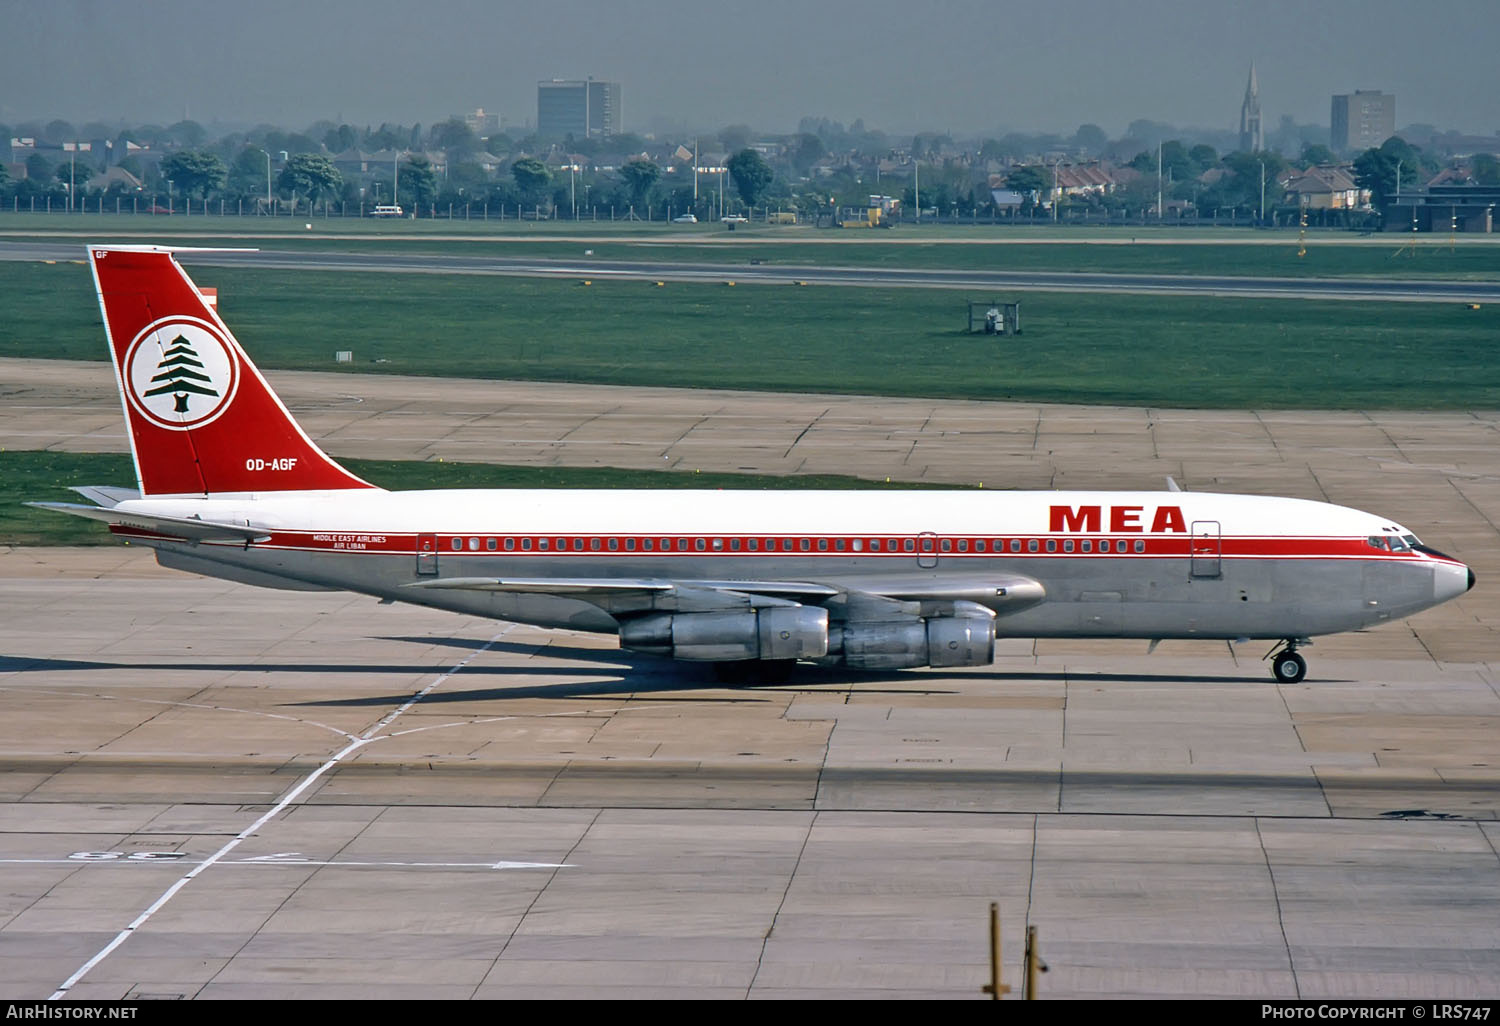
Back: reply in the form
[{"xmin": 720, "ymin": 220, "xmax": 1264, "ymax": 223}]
[
  {"xmin": 619, "ymin": 606, "xmax": 829, "ymax": 661},
  {"xmin": 823, "ymin": 602, "xmax": 996, "ymax": 670}
]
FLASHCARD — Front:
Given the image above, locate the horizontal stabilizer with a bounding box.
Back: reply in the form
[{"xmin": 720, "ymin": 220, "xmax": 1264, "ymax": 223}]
[
  {"xmin": 71, "ymin": 485, "xmax": 142, "ymax": 508},
  {"xmin": 25, "ymin": 502, "xmax": 270, "ymax": 544}
]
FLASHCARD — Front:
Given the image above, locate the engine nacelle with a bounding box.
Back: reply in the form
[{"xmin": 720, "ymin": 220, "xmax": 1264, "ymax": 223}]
[
  {"xmin": 619, "ymin": 606, "xmax": 829, "ymax": 662},
  {"xmin": 827, "ymin": 612, "xmax": 996, "ymax": 670}
]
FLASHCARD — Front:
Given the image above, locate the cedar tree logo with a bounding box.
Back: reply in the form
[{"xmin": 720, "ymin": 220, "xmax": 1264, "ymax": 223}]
[{"xmin": 124, "ymin": 317, "xmax": 240, "ymax": 430}]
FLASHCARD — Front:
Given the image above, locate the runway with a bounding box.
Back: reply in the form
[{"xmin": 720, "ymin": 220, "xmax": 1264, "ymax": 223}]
[
  {"xmin": 4, "ymin": 238, "xmax": 1499, "ymax": 302},
  {"xmin": 3, "ymin": 355, "xmax": 1499, "ymax": 997}
]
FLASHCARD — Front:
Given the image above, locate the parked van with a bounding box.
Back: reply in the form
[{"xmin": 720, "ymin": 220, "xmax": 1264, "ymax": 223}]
[{"xmin": 370, "ymin": 204, "xmax": 404, "ymax": 218}]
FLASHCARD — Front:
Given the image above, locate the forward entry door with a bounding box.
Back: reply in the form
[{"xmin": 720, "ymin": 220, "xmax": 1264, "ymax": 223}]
[{"xmin": 1190, "ymin": 521, "xmax": 1221, "ymax": 578}]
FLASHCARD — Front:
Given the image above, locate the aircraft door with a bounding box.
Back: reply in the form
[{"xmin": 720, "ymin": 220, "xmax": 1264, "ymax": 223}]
[
  {"xmin": 416, "ymin": 533, "xmax": 439, "ymax": 576},
  {"xmin": 918, "ymin": 531, "xmax": 938, "ymax": 569},
  {"xmin": 1190, "ymin": 521, "xmax": 1221, "ymax": 578}
]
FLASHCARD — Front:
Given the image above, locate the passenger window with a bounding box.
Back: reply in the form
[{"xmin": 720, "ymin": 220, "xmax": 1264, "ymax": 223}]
[
  {"xmin": 957, "ymin": 539, "xmax": 968, "ymax": 552},
  {"xmin": 1045, "ymin": 540, "xmax": 1056, "ymax": 553},
  {"xmin": 1063, "ymin": 540, "xmax": 1074, "ymax": 553},
  {"xmin": 642, "ymin": 539, "xmax": 653, "ymax": 551},
  {"xmin": 522, "ymin": 538, "xmax": 533, "ymax": 551},
  {"xmin": 504, "ymin": 538, "xmax": 515, "ymax": 551},
  {"xmin": 730, "ymin": 539, "xmax": 741, "ymax": 551},
  {"xmin": 678, "ymin": 539, "xmax": 689, "ymax": 551},
  {"xmin": 869, "ymin": 539, "xmax": 880, "ymax": 552},
  {"xmin": 573, "ymin": 539, "xmax": 584, "ymax": 551},
  {"xmin": 852, "ymin": 539, "xmax": 862, "ymax": 552},
  {"xmin": 800, "ymin": 538, "xmax": 811, "ymax": 551},
  {"xmin": 1081, "ymin": 540, "xmax": 1091, "ymax": 553},
  {"xmin": 1028, "ymin": 540, "xmax": 1038, "ymax": 553},
  {"xmin": 903, "ymin": 539, "xmax": 915, "ymax": 552},
  {"xmin": 607, "ymin": 538, "xmax": 617, "ymax": 551},
  {"xmin": 626, "ymin": 538, "xmax": 636, "ymax": 551},
  {"xmin": 783, "ymin": 539, "xmax": 793, "ymax": 551},
  {"xmin": 537, "ymin": 538, "xmax": 547, "ymax": 550},
  {"xmin": 747, "ymin": 539, "xmax": 758, "ymax": 551},
  {"xmin": 975, "ymin": 540, "xmax": 986, "ymax": 552},
  {"xmin": 695, "ymin": 538, "xmax": 706, "ymax": 551},
  {"xmin": 1135, "ymin": 540, "xmax": 1145, "ymax": 553},
  {"xmin": 712, "ymin": 538, "xmax": 723, "ymax": 551},
  {"xmin": 835, "ymin": 539, "xmax": 845, "ymax": 551},
  {"xmin": 1011, "ymin": 540, "xmax": 1021, "ymax": 553},
  {"xmin": 817, "ymin": 539, "xmax": 828, "ymax": 551}
]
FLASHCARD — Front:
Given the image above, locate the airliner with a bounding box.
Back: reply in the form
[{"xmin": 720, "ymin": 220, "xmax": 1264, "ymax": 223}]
[{"xmin": 31, "ymin": 246, "xmax": 1474, "ymax": 684}]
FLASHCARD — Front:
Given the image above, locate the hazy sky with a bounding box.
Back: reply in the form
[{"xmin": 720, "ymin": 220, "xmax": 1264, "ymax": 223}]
[{"xmin": 4, "ymin": 0, "xmax": 1498, "ymax": 138}]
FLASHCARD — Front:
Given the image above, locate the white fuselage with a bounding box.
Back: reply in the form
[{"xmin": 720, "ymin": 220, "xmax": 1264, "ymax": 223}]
[{"xmin": 112, "ymin": 487, "xmax": 1472, "ymax": 643}]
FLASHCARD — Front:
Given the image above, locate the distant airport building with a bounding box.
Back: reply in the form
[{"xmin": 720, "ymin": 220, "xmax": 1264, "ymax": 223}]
[
  {"xmin": 537, "ymin": 79, "xmax": 621, "ymax": 140},
  {"xmin": 462, "ymin": 108, "xmax": 500, "ymax": 136},
  {"xmin": 1239, "ymin": 64, "xmax": 1263, "ymax": 153},
  {"xmin": 1331, "ymin": 90, "xmax": 1395, "ymax": 153}
]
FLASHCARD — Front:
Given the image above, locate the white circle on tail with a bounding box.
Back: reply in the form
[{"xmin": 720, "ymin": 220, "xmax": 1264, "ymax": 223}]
[{"xmin": 124, "ymin": 317, "xmax": 240, "ymax": 431}]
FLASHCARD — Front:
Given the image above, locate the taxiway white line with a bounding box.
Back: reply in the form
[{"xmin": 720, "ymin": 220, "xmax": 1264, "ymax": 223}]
[{"xmin": 49, "ymin": 627, "xmax": 511, "ymax": 1000}]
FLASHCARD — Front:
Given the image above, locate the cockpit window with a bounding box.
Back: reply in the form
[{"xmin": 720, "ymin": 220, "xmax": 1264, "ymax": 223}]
[
  {"xmin": 1388, "ymin": 536, "xmax": 1409, "ymax": 551},
  {"xmin": 1367, "ymin": 536, "xmax": 1386, "ymax": 550},
  {"xmin": 1402, "ymin": 534, "xmax": 1420, "ymax": 548}
]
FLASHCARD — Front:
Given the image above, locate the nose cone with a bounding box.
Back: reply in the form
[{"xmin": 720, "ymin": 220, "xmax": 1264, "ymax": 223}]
[{"xmin": 1434, "ymin": 561, "xmax": 1474, "ymax": 604}]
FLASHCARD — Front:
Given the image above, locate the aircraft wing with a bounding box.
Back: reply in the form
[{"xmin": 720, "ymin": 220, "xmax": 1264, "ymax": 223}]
[
  {"xmin": 407, "ymin": 572, "xmax": 1045, "ymax": 617},
  {"xmin": 25, "ymin": 502, "xmax": 271, "ymax": 544}
]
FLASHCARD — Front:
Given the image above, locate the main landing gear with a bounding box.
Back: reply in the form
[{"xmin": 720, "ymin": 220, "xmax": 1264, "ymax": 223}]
[{"xmin": 1266, "ymin": 640, "xmax": 1310, "ymax": 683}]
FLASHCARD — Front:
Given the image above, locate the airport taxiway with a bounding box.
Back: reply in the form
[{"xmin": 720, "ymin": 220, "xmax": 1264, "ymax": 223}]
[{"xmin": 2, "ymin": 362, "xmax": 1498, "ymax": 998}]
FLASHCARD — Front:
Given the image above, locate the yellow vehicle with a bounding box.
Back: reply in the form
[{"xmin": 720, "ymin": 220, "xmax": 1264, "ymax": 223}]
[{"xmin": 836, "ymin": 195, "xmax": 899, "ymax": 228}]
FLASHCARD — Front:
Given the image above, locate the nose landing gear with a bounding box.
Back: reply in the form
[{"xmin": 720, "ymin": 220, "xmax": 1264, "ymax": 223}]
[{"xmin": 1266, "ymin": 639, "xmax": 1310, "ymax": 683}]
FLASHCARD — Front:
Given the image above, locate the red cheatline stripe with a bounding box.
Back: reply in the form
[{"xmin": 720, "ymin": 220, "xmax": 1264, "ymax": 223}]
[{"xmin": 111, "ymin": 526, "xmax": 1437, "ymax": 562}]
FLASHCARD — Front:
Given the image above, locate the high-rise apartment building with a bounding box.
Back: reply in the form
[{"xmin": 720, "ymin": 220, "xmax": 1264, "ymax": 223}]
[
  {"xmin": 1331, "ymin": 90, "xmax": 1396, "ymax": 153},
  {"xmin": 537, "ymin": 79, "xmax": 621, "ymax": 140}
]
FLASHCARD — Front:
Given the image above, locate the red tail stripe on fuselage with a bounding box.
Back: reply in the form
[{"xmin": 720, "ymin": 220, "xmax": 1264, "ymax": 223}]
[{"xmin": 90, "ymin": 247, "xmax": 376, "ymax": 497}]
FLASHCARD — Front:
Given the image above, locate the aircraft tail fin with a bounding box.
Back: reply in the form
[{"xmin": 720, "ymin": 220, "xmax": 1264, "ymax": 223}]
[{"xmin": 88, "ymin": 246, "xmax": 378, "ymax": 497}]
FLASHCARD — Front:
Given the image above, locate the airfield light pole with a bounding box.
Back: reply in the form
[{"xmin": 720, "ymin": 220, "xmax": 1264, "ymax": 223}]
[
  {"xmin": 266, "ymin": 151, "xmax": 272, "ymax": 215},
  {"xmin": 1258, "ymin": 160, "xmax": 1265, "ymax": 225},
  {"xmin": 914, "ymin": 159, "xmax": 920, "ymax": 223},
  {"xmin": 570, "ymin": 162, "xmax": 577, "ymax": 221},
  {"xmin": 64, "ymin": 142, "xmax": 89, "ymax": 212}
]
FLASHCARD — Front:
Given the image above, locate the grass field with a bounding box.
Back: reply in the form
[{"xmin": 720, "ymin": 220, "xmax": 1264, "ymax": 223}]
[
  {"xmin": 5, "ymin": 214, "xmax": 1500, "ymax": 279},
  {"xmin": 0, "ymin": 450, "xmax": 942, "ymax": 546},
  {"xmin": 3, "ymin": 259, "xmax": 1497, "ymax": 409}
]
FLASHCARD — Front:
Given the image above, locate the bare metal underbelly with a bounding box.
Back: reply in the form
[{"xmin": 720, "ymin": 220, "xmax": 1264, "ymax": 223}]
[{"xmin": 146, "ymin": 543, "xmax": 1437, "ymax": 642}]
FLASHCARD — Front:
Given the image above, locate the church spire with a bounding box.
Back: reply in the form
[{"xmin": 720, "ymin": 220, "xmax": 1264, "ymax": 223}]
[{"xmin": 1239, "ymin": 62, "xmax": 1263, "ymax": 152}]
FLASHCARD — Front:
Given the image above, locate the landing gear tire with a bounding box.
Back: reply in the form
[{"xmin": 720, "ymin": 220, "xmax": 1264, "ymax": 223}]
[{"xmin": 1271, "ymin": 651, "xmax": 1307, "ymax": 684}]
